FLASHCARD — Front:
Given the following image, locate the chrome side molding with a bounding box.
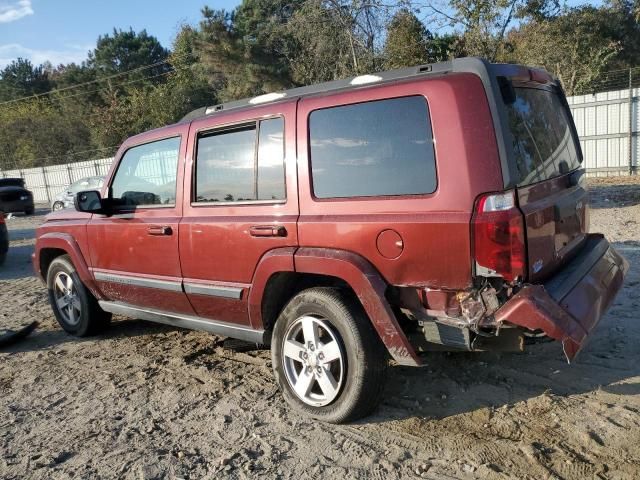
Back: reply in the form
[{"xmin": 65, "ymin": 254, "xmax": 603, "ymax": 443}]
[
  {"xmin": 94, "ymin": 271, "xmax": 244, "ymax": 299},
  {"xmin": 183, "ymin": 283, "xmax": 243, "ymax": 299},
  {"xmin": 94, "ymin": 271, "xmax": 182, "ymax": 292}
]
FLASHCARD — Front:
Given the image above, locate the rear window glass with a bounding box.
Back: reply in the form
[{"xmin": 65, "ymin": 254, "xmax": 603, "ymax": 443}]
[
  {"xmin": 506, "ymin": 88, "xmax": 581, "ymax": 186},
  {"xmin": 309, "ymin": 96, "xmax": 436, "ymax": 198}
]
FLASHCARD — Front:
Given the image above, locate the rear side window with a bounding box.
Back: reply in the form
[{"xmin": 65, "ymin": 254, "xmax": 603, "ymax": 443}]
[
  {"xmin": 309, "ymin": 96, "xmax": 436, "ymax": 199},
  {"xmin": 195, "ymin": 117, "xmax": 285, "ymax": 203},
  {"xmin": 506, "ymin": 87, "xmax": 581, "ymax": 186},
  {"xmin": 111, "ymin": 137, "xmax": 180, "ymax": 207}
]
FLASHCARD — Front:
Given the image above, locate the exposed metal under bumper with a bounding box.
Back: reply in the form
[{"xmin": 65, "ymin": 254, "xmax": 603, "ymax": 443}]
[
  {"xmin": 495, "ymin": 235, "xmax": 628, "ymax": 362},
  {"xmin": 98, "ymin": 301, "xmax": 269, "ymax": 345}
]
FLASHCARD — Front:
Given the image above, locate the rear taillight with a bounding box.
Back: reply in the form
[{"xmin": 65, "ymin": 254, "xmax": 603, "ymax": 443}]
[
  {"xmin": 472, "ymin": 191, "xmax": 526, "ymax": 282},
  {"xmin": 0, "ymin": 212, "xmax": 5, "ymax": 224}
]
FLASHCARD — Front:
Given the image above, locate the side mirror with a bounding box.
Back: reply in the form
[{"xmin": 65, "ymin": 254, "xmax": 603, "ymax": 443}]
[{"xmin": 75, "ymin": 190, "xmax": 104, "ymax": 213}]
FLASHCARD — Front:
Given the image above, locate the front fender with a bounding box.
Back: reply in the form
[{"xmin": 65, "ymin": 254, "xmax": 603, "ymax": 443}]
[
  {"xmin": 34, "ymin": 232, "xmax": 105, "ymax": 300},
  {"xmin": 295, "ymin": 247, "xmax": 421, "ymax": 367}
]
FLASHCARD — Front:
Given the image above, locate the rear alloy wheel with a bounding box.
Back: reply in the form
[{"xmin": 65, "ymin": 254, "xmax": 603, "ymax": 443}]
[
  {"xmin": 282, "ymin": 315, "xmax": 345, "ymax": 407},
  {"xmin": 47, "ymin": 255, "xmax": 111, "ymax": 336},
  {"xmin": 272, "ymin": 287, "xmax": 387, "ymax": 423},
  {"xmin": 52, "ymin": 202, "xmax": 64, "ymax": 212}
]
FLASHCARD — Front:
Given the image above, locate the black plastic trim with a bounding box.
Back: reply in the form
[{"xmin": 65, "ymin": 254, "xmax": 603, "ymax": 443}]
[{"xmin": 99, "ymin": 301, "xmax": 268, "ymax": 344}]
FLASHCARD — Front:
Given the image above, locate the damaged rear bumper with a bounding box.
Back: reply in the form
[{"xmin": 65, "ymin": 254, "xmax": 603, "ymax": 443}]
[{"xmin": 494, "ymin": 234, "xmax": 628, "ymax": 361}]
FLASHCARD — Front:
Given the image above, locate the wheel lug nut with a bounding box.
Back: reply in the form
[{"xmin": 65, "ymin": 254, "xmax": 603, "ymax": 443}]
[
  {"xmin": 318, "ymin": 353, "xmax": 324, "ymax": 361},
  {"xmin": 309, "ymin": 345, "xmax": 315, "ymax": 352},
  {"xmin": 316, "ymin": 366, "xmax": 322, "ymax": 375},
  {"xmin": 306, "ymin": 367, "xmax": 312, "ymax": 374}
]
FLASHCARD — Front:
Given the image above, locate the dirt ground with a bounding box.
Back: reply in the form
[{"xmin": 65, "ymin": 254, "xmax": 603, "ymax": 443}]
[{"xmin": 1, "ymin": 177, "xmax": 639, "ymax": 480}]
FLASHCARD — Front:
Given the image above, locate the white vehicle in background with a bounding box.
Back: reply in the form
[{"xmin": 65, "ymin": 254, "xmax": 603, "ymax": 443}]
[{"xmin": 51, "ymin": 176, "xmax": 105, "ymax": 211}]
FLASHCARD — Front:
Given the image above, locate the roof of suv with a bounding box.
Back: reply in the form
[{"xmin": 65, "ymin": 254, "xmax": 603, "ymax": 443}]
[{"xmin": 180, "ymin": 57, "xmax": 554, "ymax": 123}]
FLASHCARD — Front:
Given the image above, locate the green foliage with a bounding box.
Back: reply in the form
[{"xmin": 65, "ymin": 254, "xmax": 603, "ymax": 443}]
[
  {"xmin": 384, "ymin": 9, "xmax": 431, "ymax": 69},
  {"xmin": 383, "ymin": 9, "xmax": 456, "ymax": 69},
  {"xmin": 0, "ymin": 99, "xmax": 93, "ymax": 168},
  {"xmin": 503, "ymin": 6, "xmax": 622, "ymax": 94},
  {"xmin": 88, "ymin": 28, "xmax": 169, "ymax": 81},
  {"xmin": 0, "ymin": 0, "xmax": 639, "ymax": 170},
  {"xmin": 195, "ymin": 7, "xmax": 292, "ymax": 102},
  {"xmin": 0, "ymin": 58, "xmax": 52, "ymax": 102}
]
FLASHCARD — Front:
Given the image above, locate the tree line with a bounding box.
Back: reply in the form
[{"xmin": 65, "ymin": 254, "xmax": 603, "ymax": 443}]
[{"xmin": 1, "ymin": 0, "xmax": 639, "ymax": 170}]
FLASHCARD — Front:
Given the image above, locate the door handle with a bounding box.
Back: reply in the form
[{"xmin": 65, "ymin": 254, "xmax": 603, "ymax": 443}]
[
  {"xmin": 249, "ymin": 225, "xmax": 287, "ymax": 237},
  {"xmin": 147, "ymin": 226, "xmax": 172, "ymax": 236}
]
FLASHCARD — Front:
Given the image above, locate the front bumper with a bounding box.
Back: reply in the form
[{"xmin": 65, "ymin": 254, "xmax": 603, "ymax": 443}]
[{"xmin": 495, "ymin": 234, "xmax": 628, "ymax": 361}]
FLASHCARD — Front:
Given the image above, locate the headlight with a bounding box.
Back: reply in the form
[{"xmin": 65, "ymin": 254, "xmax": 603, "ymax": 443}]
[{"xmin": 20, "ymin": 195, "xmax": 29, "ymax": 201}]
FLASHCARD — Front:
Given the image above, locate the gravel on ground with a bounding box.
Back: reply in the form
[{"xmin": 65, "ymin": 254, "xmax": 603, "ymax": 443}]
[{"xmin": 0, "ymin": 177, "xmax": 639, "ymax": 479}]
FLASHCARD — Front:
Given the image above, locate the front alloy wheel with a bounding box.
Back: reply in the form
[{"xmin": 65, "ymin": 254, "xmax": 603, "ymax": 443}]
[
  {"xmin": 47, "ymin": 254, "xmax": 111, "ymax": 336},
  {"xmin": 52, "ymin": 271, "xmax": 81, "ymax": 326}
]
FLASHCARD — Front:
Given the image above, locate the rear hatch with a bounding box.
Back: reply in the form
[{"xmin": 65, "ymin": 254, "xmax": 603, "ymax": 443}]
[{"xmin": 501, "ymin": 77, "xmax": 588, "ymax": 282}]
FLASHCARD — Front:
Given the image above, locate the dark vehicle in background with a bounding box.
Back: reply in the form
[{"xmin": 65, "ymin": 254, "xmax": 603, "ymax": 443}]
[
  {"xmin": 34, "ymin": 58, "xmax": 628, "ymax": 423},
  {"xmin": 0, "ymin": 178, "xmax": 34, "ymax": 215},
  {"xmin": 0, "ymin": 212, "xmax": 7, "ymax": 265},
  {"xmin": 51, "ymin": 176, "xmax": 105, "ymax": 211}
]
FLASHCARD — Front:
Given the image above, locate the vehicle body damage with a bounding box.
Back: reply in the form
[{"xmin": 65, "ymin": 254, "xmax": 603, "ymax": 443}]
[
  {"xmin": 34, "ymin": 57, "xmax": 628, "ymax": 421},
  {"xmin": 392, "ymin": 233, "xmax": 628, "ymax": 362}
]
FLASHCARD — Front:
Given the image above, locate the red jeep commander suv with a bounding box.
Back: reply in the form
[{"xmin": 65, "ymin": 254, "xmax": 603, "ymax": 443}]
[{"xmin": 34, "ymin": 58, "xmax": 628, "ymax": 423}]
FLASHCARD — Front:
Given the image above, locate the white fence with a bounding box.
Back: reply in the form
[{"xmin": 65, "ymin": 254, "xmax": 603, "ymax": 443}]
[
  {"xmin": 1, "ymin": 86, "xmax": 638, "ymax": 203},
  {"xmin": 0, "ymin": 157, "xmax": 114, "ymax": 203},
  {"xmin": 567, "ymin": 87, "xmax": 638, "ymax": 176}
]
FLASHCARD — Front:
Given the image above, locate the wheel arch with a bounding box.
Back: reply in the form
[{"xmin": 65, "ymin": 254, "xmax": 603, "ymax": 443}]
[
  {"xmin": 249, "ymin": 246, "xmax": 421, "ymax": 366},
  {"xmin": 35, "ymin": 233, "xmax": 105, "ymax": 300}
]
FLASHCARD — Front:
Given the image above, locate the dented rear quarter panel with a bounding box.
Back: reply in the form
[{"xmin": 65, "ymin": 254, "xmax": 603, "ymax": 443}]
[{"xmin": 296, "ymin": 73, "xmax": 504, "ymax": 290}]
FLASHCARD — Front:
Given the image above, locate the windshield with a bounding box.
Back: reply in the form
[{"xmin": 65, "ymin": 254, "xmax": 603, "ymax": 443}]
[{"xmin": 506, "ymin": 87, "xmax": 581, "ymax": 186}]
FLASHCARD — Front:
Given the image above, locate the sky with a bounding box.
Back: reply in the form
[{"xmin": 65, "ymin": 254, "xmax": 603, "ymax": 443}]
[
  {"xmin": 0, "ymin": 0, "xmax": 240, "ymax": 68},
  {"xmin": 0, "ymin": 0, "xmax": 599, "ymax": 69}
]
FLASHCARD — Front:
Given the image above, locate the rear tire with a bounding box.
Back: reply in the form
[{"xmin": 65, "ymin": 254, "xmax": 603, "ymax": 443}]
[
  {"xmin": 271, "ymin": 287, "xmax": 387, "ymax": 423},
  {"xmin": 24, "ymin": 207, "xmax": 34, "ymax": 215},
  {"xmin": 47, "ymin": 255, "xmax": 111, "ymax": 336}
]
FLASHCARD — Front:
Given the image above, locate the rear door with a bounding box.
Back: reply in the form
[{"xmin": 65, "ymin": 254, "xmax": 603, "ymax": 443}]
[
  {"xmin": 503, "ymin": 83, "xmax": 588, "ymax": 282},
  {"xmin": 179, "ymin": 101, "xmax": 299, "ymax": 328}
]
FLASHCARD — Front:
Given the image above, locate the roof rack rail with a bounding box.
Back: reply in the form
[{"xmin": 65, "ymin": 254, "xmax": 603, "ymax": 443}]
[{"xmin": 179, "ymin": 59, "xmax": 466, "ymax": 123}]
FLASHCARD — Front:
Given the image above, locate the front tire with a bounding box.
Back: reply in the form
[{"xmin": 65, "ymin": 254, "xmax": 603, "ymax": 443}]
[
  {"xmin": 51, "ymin": 202, "xmax": 64, "ymax": 212},
  {"xmin": 271, "ymin": 287, "xmax": 387, "ymax": 423},
  {"xmin": 47, "ymin": 255, "xmax": 111, "ymax": 336}
]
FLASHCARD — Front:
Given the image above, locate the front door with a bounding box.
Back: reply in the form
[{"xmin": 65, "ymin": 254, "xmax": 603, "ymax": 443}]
[
  {"xmin": 87, "ymin": 124, "xmax": 195, "ymax": 315},
  {"xmin": 179, "ymin": 101, "xmax": 299, "ymax": 327}
]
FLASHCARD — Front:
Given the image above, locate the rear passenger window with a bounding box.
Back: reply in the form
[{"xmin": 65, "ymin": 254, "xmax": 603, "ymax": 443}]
[
  {"xmin": 111, "ymin": 137, "xmax": 180, "ymax": 207},
  {"xmin": 309, "ymin": 96, "xmax": 436, "ymax": 198},
  {"xmin": 195, "ymin": 118, "xmax": 285, "ymax": 203}
]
